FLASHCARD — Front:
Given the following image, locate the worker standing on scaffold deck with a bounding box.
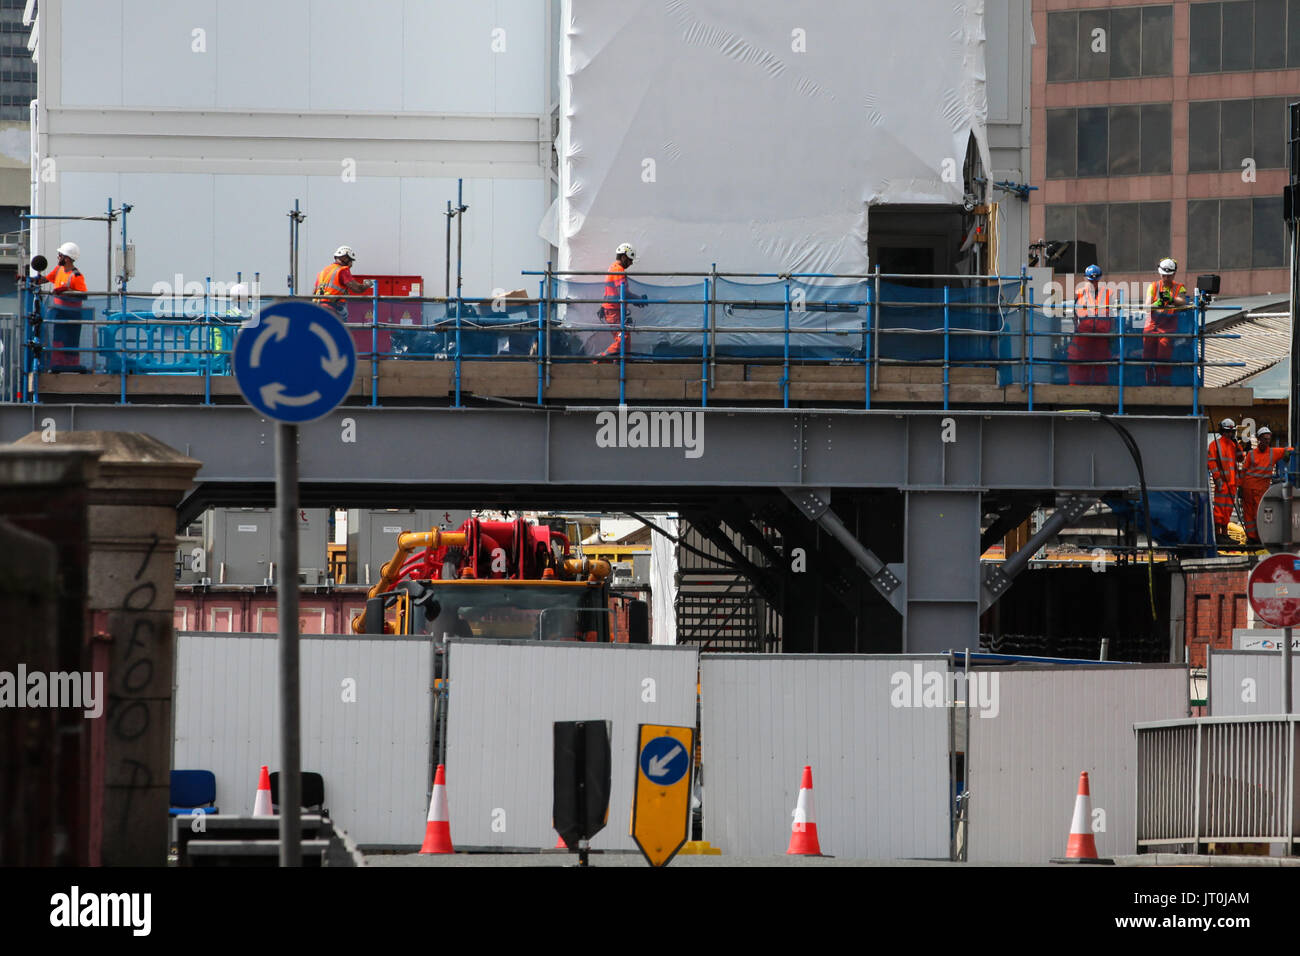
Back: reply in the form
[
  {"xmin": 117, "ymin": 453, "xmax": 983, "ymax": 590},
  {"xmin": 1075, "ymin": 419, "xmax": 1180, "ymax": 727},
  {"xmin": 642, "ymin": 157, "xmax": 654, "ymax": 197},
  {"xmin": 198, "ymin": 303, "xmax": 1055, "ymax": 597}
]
[
  {"xmin": 598, "ymin": 242, "xmax": 646, "ymax": 358},
  {"xmin": 313, "ymin": 244, "xmax": 373, "ymax": 321},
  {"xmin": 1143, "ymin": 256, "xmax": 1187, "ymax": 386},
  {"xmin": 41, "ymin": 242, "xmax": 89, "ymax": 371},
  {"xmin": 1068, "ymin": 264, "xmax": 1112, "ymax": 385}
]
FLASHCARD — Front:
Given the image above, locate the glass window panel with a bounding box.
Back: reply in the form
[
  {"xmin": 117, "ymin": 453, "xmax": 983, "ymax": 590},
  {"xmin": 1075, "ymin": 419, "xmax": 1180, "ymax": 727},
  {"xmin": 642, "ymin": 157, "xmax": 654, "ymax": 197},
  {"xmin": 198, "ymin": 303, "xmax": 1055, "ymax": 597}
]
[
  {"xmin": 1077, "ymin": 107, "xmax": 1109, "ymax": 177},
  {"xmin": 1187, "ymin": 200, "xmax": 1221, "ymax": 270},
  {"xmin": 1190, "ymin": 2, "xmax": 1222, "ymax": 73},
  {"xmin": 1255, "ymin": 0, "xmax": 1287, "ymax": 67},
  {"xmin": 1252, "ymin": 197, "xmax": 1285, "ymax": 267},
  {"xmin": 1141, "ymin": 5, "xmax": 1174, "ymax": 75},
  {"xmin": 1220, "ymin": 199, "xmax": 1253, "ymax": 268},
  {"xmin": 1140, "ymin": 203, "xmax": 1172, "ymax": 274},
  {"xmin": 1078, "ymin": 10, "xmax": 1111, "ymax": 79},
  {"xmin": 1222, "ymin": 1, "xmax": 1255, "ymax": 71},
  {"xmin": 1048, "ymin": 12, "xmax": 1079, "ymax": 81},
  {"xmin": 1289, "ymin": 0, "xmax": 1300, "ymax": 67},
  {"xmin": 1109, "ymin": 106, "xmax": 1141, "ymax": 175},
  {"xmin": 1109, "ymin": 203, "xmax": 1141, "ymax": 273},
  {"xmin": 1111, "ymin": 7, "xmax": 1142, "ymax": 77},
  {"xmin": 1252, "ymin": 98, "xmax": 1286, "ymax": 168},
  {"xmin": 1047, "ymin": 109, "xmax": 1078, "ymax": 178},
  {"xmin": 1141, "ymin": 104, "xmax": 1172, "ymax": 173},
  {"xmin": 1220, "ymin": 99, "xmax": 1253, "ymax": 171},
  {"xmin": 1077, "ymin": 204, "xmax": 1109, "ymax": 274},
  {"xmin": 1188, "ymin": 101, "xmax": 1222, "ymax": 172}
]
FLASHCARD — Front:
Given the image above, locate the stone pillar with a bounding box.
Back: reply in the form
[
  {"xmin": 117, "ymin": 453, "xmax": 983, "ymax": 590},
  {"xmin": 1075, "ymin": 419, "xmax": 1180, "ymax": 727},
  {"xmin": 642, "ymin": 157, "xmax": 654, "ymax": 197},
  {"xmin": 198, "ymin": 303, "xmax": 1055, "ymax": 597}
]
[
  {"xmin": 16, "ymin": 432, "xmax": 199, "ymax": 866},
  {"xmin": 0, "ymin": 447, "xmax": 98, "ymax": 866}
]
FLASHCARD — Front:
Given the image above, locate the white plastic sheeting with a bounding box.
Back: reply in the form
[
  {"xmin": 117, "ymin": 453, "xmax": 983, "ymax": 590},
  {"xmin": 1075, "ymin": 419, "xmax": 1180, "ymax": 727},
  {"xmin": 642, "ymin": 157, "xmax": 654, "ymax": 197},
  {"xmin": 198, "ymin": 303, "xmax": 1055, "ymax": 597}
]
[
  {"xmin": 649, "ymin": 514, "xmax": 678, "ymax": 644},
  {"xmin": 550, "ymin": 0, "xmax": 990, "ymax": 276}
]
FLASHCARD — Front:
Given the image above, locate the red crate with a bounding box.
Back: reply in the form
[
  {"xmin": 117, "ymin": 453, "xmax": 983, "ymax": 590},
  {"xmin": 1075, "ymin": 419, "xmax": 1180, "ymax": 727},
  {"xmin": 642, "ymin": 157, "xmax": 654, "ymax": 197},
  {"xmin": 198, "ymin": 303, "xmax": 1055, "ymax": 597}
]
[{"xmin": 350, "ymin": 275, "xmax": 424, "ymax": 357}]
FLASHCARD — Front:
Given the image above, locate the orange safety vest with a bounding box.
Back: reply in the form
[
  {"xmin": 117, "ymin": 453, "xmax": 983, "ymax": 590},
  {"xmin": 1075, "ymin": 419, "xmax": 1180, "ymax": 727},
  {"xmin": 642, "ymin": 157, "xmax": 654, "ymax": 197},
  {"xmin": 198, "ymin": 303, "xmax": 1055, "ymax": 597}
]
[
  {"xmin": 1070, "ymin": 285, "xmax": 1112, "ymax": 358},
  {"xmin": 314, "ymin": 263, "xmax": 347, "ymax": 300},
  {"xmin": 45, "ymin": 265, "xmax": 87, "ymax": 309},
  {"xmin": 601, "ymin": 261, "xmax": 627, "ymax": 323},
  {"xmin": 1241, "ymin": 446, "xmax": 1289, "ymax": 487},
  {"xmin": 1146, "ymin": 280, "xmax": 1185, "ymax": 329}
]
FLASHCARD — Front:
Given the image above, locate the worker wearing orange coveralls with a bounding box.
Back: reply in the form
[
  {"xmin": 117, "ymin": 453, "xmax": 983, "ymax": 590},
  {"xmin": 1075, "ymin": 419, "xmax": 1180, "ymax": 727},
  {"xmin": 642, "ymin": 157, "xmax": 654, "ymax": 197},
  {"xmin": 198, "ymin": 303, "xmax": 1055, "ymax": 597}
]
[
  {"xmin": 1068, "ymin": 264, "xmax": 1111, "ymax": 385},
  {"xmin": 1207, "ymin": 417, "xmax": 1241, "ymax": 544},
  {"xmin": 1144, "ymin": 257, "xmax": 1187, "ymax": 386},
  {"xmin": 598, "ymin": 242, "xmax": 647, "ymax": 358},
  {"xmin": 1240, "ymin": 426, "xmax": 1294, "ymax": 544},
  {"xmin": 42, "ymin": 241, "xmax": 90, "ymax": 370}
]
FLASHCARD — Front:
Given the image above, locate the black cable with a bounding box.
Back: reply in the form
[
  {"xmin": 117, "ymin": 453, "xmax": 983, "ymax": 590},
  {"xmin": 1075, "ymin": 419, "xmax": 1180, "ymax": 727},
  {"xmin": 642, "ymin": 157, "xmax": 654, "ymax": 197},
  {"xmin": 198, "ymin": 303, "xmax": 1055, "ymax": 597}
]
[
  {"xmin": 626, "ymin": 510, "xmax": 742, "ymax": 571},
  {"xmin": 1099, "ymin": 415, "xmax": 1158, "ymax": 620}
]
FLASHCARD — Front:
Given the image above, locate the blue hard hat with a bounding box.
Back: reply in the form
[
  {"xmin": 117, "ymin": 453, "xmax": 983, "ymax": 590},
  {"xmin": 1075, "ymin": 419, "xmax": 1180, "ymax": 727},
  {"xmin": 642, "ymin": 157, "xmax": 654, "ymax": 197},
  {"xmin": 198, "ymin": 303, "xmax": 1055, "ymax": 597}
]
[{"xmin": 1084, "ymin": 264, "xmax": 1102, "ymax": 280}]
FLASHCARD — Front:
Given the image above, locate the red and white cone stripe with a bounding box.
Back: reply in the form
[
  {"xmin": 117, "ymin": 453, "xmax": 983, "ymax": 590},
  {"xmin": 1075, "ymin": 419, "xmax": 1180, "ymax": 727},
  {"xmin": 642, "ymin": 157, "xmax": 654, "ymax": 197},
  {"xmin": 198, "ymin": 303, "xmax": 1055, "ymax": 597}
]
[
  {"xmin": 252, "ymin": 764, "xmax": 273, "ymax": 817},
  {"xmin": 787, "ymin": 765, "xmax": 823, "ymax": 856},
  {"xmin": 419, "ymin": 764, "xmax": 454, "ymax": 854},
  {"xmin": 1065, "ymin": 771, "xmax": 1099, "ymax": 860}
]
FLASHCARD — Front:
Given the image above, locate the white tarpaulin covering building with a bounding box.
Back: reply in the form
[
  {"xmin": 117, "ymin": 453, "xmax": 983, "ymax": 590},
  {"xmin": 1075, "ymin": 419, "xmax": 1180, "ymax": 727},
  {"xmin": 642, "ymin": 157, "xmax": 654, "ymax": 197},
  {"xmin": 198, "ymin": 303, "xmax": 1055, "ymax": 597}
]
[{"xmin": 548, "ymin": 0, "xmax": 990, "ymax": 276}]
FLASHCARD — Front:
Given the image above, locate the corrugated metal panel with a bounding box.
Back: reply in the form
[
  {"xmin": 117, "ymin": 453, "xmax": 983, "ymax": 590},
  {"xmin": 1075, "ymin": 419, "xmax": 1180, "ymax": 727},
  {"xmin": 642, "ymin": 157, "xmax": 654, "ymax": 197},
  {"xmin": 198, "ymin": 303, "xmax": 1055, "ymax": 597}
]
[
  {"xmin": 445, "ymin": 640, "xmax": 699, "ymax": 850},
  {"xmin": 174, "ymin": 632, "xmax": 432, "ymax": 846},
  {"xmin": 700, "ymin": 655, "xmax": 951, "ymax": 859},
  {"xmin": 967, "ymin": 665, "xmax": 1188, "ymax": 863},
  {"xmin": 1203, "ymin": 309, "xmax": 1290, "ymax": 388},
  {"xmin": 1208, "ymin": 649, "xmax": 1300, "ymax": 716}
]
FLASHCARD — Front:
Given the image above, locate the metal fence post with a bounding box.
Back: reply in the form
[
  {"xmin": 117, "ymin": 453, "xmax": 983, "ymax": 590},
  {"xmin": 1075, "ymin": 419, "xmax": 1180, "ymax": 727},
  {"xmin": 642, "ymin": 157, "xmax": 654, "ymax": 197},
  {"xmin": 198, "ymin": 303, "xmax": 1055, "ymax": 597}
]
[
  {"xmin": 204, "ymin": 276, "xmax": 212, "ymax": 406},
  {"xmin": 454, "ymin": 296, "xmax": 462, "ymax": 409},
  {"xmin": 1027, "ymin": 280, "xmax": 1035, "ymax": 411},
  {"xmin": 537, "ymin": 277, "xmax": 546, "ymax": 405},
  {"xmin": 782, "ymin": 279, "xmax": 791, "ymax": 409},
  {"xmin": 701, "ymin": 277, "xmax": 710, "ymax": 408},
  {"xmin": 942, "ymin": 284, "xmax": 951, "ymax": 411},
  {"xmin": 619, "ymin": 282, "xmax": 627, "ymax": 407},
  {"xmin": 1117, "ymin": 286, "xmax": 1126, "ymax": 415},
  {"xmin": 370, "ymin": 283, "xmax": 380, "ymax": 408},
  {"xmin": 1019, "ymin": 264, "xmax": 1028, "ymax": 393},
  {"xmin": 863, "ymin": 281, "xmax": 872, "ymax": 410},
  {"xmin": 872, "ymin": 266, "xmax": 881, "ymax": 392}
]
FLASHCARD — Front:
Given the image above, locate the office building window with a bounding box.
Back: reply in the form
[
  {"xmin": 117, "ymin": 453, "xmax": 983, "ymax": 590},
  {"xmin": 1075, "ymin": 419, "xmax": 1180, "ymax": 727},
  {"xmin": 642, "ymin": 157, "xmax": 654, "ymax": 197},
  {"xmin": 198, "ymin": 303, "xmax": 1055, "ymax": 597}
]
[
  {"xmin": 1048, "ymin": 6, "xmax": 1173, "ymax": 81},
  {"xmin": 1046, "ymin": 105, "xmax": 1172, "ymax": 178},
  {"xmin": 1188, "ymin": 98, "xmax": 1287, "ymax": 172},
  {"xmin": 1187, "ymin": 198, "xmax": 1286, "ymax": 270},
  {"xmin": 1045, "ymin": 202, "xmax": 1171, "ymax": 274},
  {"xmin": 1191, "ymin": 0, "xmax": 1300, "ymax": 72}
]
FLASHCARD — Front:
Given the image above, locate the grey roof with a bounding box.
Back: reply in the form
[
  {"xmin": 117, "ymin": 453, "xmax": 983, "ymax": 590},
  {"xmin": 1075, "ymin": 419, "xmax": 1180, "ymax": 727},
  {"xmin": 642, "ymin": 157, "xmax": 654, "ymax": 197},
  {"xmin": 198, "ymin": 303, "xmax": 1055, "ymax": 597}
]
[{"xmin": 1202, "ymin": 297, "xmax": 1291, "ymax": 390}]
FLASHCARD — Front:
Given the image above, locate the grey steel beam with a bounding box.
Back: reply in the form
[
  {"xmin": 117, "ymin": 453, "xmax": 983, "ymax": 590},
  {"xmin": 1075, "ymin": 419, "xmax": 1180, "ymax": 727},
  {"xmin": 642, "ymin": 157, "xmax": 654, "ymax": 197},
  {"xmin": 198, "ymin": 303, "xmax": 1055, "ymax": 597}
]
[
  {"xmin": 782, "ymin": 487, "xmax": 903, "ymax": 606},
  {"xmin": 1, "ymin": 405, "xmax": 1209, "ymax": 493},
  {"xmin": 980, "ymin": 495, "xmax": 1099, "ymax": 611}
]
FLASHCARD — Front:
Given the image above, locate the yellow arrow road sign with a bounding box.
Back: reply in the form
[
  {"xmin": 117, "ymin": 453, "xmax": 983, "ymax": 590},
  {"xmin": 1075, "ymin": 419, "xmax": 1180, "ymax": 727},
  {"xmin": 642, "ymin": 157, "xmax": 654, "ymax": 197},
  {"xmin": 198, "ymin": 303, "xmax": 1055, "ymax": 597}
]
[{"xmin": 631, "ymin": 723, "xmax": 694, "ymax": 867}]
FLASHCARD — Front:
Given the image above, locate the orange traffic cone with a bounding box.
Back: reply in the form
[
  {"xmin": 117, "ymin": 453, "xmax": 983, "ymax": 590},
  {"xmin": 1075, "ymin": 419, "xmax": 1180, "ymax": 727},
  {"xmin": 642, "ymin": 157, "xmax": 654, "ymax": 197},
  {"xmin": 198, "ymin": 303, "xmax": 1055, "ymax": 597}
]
[
  {"xmin": 554, "ymin": 832, "xmax": 567, "ymax": 850},
  {"xmin": 787, "ymin": 765, "xmax": 823, "ymax": 856},
  {"xmin": 1053, "ymin": 771, "xmax": 1112, "ymax": 864},
  {"xmin": 419, "ymin": 764, "xmax": 454, "ymax": 854},
  {"xmin": 252, "ymin": 765, "xmax": 273, "ymax": 816}
]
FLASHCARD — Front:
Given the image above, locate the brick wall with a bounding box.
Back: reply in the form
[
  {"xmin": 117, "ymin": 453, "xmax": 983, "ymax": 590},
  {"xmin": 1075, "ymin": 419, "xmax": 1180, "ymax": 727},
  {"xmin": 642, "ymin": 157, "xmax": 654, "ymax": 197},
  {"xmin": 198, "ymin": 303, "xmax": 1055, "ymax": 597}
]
[{"xmin": 1185, "ymin": 568, "xmax": 1250, "ymax": 668}]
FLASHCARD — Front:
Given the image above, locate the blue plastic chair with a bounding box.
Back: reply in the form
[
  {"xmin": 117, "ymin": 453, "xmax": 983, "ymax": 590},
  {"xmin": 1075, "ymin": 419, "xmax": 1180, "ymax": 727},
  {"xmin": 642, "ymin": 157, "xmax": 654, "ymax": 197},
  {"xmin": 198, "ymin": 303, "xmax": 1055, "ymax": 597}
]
[{"xmin": 169, "ymin": 769, "xmax": 219, "ymax": 816}]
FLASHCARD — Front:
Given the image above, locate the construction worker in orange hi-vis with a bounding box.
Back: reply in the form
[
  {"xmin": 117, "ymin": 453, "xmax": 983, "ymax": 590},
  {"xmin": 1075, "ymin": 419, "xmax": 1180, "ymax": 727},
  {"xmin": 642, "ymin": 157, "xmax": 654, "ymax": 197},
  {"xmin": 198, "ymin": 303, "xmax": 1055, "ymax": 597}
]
[
  {"xmin": 598, "ymin": 242, "xmax": 647, "ymax": 358},
  {"xmin": 313, "ymin": 245, "xmax": 373, "ymax": 321},
  {"xmin": 1207, "ymin": 417, "xmax": 1241, "ymax": 546},
  {"xmin": 1068, "ymin": 264, "xmax": 1111, "ymax": 385},
  {"xmin": 1144, "ymin": 257, "xmax": 1187, "ymax": 386},
  {"xmin": 42, "ymin": 241, "xmax": 89, "ymax": 370},
  {"xmin": 1240, "ymin": 426, "xmax": 1294, "ymax": 544}
]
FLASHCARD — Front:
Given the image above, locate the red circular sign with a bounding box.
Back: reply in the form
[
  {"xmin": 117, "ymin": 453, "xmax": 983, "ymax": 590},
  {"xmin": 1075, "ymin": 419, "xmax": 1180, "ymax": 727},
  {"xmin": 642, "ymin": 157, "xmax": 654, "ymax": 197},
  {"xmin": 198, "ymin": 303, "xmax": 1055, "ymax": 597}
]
[{"xmin": 1248, "ymin": 553, "xmax": 1300, "ymax": 627}]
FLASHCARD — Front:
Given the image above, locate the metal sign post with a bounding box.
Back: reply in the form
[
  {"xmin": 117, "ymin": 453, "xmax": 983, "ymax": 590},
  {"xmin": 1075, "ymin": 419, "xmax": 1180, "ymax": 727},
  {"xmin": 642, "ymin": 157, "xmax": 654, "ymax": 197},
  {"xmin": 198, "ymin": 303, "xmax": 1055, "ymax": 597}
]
[{"xmin": 233, "ymin": 300, "xmax": 356, "ymax": 865}]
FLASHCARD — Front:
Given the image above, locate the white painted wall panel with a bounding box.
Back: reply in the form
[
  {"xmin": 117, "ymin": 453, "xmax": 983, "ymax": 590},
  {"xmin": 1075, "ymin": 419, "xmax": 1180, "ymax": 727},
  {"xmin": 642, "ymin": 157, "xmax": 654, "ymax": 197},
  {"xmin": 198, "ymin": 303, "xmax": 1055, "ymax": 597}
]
[
  {"xmin": 308, "ymin": 0, "xmax": 405, "ymax": 113},
  {"xmin": 701, "ymin": 655, "xmax": 952, "ymax": 859},
  {"xmin": 445, "ymin": 640, "xmax": 699, "ymax": 850},
  {"xmin": 215, "ymin": 0, "xmax": 312, "ymax": 110},
  {"xmin": 967, "ymin": 666, "xmax": 1189, "ymax": 863},
  {"xmin": 174, "ymin": 632, "xmax": 434, "ymax": 846},
  {"xmin": 1208, "ymin": 650, "xmax": 1300, "ymax": 716},
  {"xmin": 122, "ymin": 0, "xmax": 218, "ymax": 109},
  {"xmin": 60, "ymin": 0, "xmax": 124, "ymax": 108}
]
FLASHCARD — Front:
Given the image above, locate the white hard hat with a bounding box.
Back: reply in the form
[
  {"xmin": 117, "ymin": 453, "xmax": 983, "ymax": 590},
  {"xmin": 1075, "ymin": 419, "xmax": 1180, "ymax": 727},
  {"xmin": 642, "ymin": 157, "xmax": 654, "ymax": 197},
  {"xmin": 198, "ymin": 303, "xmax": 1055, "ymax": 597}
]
[
  {"xmin": 334, "ymin": 245, "xmax": 356, "ymax": 260},
  {"xmin": 615, "ymin": 243, "xmax": 636, "ymax": 260},
  {"xmin": 57, "ymin": 241, "xmax": 80, "ymax": 261},
  {"xmin": 1258, "ymin": 426, "xmax": 1272, "ymax": 437},
  {"xmin": 1158, "ymin": 257, "xmax": 1177, "ymax": 275},
  {"xmin": 1220, "ymin": 418, "xmax": 1236, "ymax": 429}
]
